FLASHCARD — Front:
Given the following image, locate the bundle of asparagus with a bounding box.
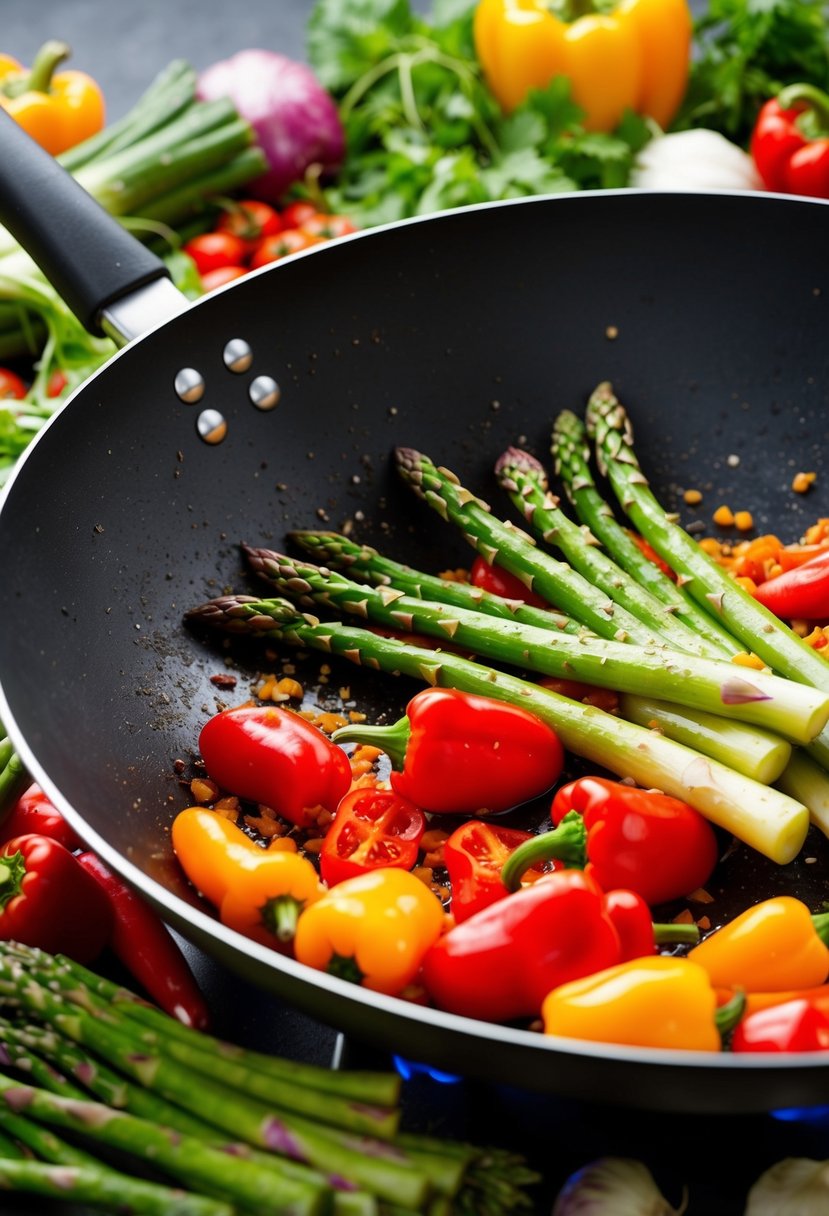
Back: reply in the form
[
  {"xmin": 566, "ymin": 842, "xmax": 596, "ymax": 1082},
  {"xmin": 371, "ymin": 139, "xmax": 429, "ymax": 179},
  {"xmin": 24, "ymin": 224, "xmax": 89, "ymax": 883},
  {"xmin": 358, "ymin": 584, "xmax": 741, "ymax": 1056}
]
[{"xmin": 0, "ymin": 940, "xmax": 538, "ymax": 1214}]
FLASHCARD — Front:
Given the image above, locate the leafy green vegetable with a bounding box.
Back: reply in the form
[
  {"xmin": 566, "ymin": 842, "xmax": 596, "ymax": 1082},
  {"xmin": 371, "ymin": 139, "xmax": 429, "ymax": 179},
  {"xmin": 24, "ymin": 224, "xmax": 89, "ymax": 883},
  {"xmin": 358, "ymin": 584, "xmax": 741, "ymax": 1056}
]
[
  {"xmin": 675, "ymin": 0, "xmax": 829, "ymax": 145},
  {"xmin": 306, "ymin": 0, "xmax": 650, "ymax": 227}
]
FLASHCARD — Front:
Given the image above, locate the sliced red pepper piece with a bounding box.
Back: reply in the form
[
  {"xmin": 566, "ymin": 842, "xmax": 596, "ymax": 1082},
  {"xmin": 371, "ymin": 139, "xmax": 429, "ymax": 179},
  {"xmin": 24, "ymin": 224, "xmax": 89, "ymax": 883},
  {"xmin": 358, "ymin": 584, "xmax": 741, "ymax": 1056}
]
[
  {"xmin": 319, "ymin": 786, "xmax": 426, "ymax": 887},
  {"xmin": 731, "ymin": 997, "xmax": 829, "ymax": 1053},
  {"xmin": 469, "ymin": 555, "xmax": 549, "ymax": 607},
  {"xmin": 0, "ymin": 835, "xmax": 112, "ymax": 963},
  {"xmin": 752, "ymin": 548, "xmax": 829, "ymax": 620},
  {"xmin": 443, "ymin": 819, "xmax": 542, "ymax": 923}
]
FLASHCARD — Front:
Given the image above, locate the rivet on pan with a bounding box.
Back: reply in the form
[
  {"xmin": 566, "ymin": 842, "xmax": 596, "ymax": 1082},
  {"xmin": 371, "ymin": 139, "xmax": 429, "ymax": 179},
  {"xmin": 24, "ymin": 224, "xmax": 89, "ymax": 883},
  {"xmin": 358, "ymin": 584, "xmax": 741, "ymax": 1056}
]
[
  {"xmin": 196, "ymin": 409, "xmax": 227, "ymax": 445},
  {"xmin": 249, "ymin": 375, "xmax": 281, "ymax": 411},
  {"xmin": 174, "ymin": 367, "xmax": 205, "ymax": 404},
  {"xmin": 223, "ymin": 339, "xmax": 254, "ymax": 373}
]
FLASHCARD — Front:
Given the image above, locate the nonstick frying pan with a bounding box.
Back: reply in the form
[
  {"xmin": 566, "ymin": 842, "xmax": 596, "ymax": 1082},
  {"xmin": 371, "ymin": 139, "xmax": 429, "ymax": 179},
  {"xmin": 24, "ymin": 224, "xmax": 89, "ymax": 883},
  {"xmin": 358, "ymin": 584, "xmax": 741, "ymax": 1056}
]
[{"xmin": 1, "ymin": 110, "xmax": 829, "ymax": 1115}]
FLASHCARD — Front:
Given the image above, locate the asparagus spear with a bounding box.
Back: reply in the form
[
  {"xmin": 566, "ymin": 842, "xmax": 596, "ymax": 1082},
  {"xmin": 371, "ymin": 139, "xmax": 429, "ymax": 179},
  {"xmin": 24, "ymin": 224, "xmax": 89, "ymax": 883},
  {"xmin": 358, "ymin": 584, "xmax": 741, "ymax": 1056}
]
[
  {"xmin": 287, "ymin": 529, "xmax": 578, "ymax": 634},
  {"xmin": 494, "ymin": 445, "xmax": 724, "ymax": 658},
  {"xmin": 393, "ymin": 446, "xmax": 668, "ymax": 645},
  {"xmin": 585, "ymin": 381, "xmax": 829, "ymax": 773},
  {"xmin": 0, "ymin": 1156, "xmax": 238, "ymax": 1216},
  {"xmin": 551, "ymin": 407, "xmax": 739, "ymax": 652},
  {"xmin": 0, "ymin": 726, "xmax": 29, "ymax": 821},
  {"xmin": 185, "ymin": 593, "xmax": 809, "ymax": 864},
  {"xmin": 242, "ymin": 546, "xmax": 825, "ymax": 754}
]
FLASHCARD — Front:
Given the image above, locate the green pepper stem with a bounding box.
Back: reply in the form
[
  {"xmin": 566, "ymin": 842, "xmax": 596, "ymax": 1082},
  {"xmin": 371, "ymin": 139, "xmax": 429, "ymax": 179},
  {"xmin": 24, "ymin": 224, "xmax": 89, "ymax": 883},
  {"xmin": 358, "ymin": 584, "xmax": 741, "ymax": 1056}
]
[
  {"xmin": 0, "ymin": 850, "xmax": 25, "ymax": 909},
  {"xmin": 652, "ymin": 922, "xmax": 700, "ymax": 946},
  {"xmin": 811, "ymin": 910, "xmax": 829, "ymax": 945},
  {"xmin": 716, "ymin": 989, "xmax": 747, "ymax": 1037},
  {"xmin": 332, "ymin": 715, "xmax": 411, "ymax": 771},
  {"xmin": 4, "ymin": 41, "xmax": 70, "ymax": 99},
  {"xmin": 265, "ymin": 896, "xmax": 302, "ymax": 943},
  {"xmin": 777, "ymin": 82, "xmax": 829, "ymax": 130},
  {"xmin": 500, "ymin": 811, "xmax": 587, "ymax": 891}
]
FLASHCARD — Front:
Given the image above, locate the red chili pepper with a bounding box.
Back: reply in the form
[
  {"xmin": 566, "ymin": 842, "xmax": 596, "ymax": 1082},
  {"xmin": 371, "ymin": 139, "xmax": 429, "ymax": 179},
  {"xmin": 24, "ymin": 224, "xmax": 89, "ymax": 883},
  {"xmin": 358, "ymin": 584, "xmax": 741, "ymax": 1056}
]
[
  {"xmin": 731, "ymin": 997, "xmax": 829, "ymax": 1053},
  {"xmin": 751, "ymin": 84, "xmax": 829, "ymax": 196},
  {"xmin": 0, "ymin": 835, "xmax": 113, "ymax": 963},
  {"xmin": 421, "ymin": 869, "xmax": 623, "ymax": 1022},
  {"xmin": 469, "ymin": 555, "xmax": 549, "ymax": 607},
  {"xmin": 333, "ymin": 687, "xmax": 564, "ymax": 816},
  {"xmin": 443, "ymin": 819, "xmax": 541, "ymax": 922},
  {"xmin": 752, "ymin": 549, "xmax": 829, "ymax": 620},
  {"xmin": 319, "ymin": 786, "xmax": 426, "ymax": 887},
  {"xmin": 0, "ymin": 784, "xmax": 83, "ymax": 852},
  {"xmin": 502, "ymin": 777, "xmax": 719, "ymax": 907},
  {"xmin": 76, "ymin": 851, "xmax": 210, "ymax": 1030},
  {"xmin": 198, "ymin": 705, "xmax": 352, "ymax": 828}
]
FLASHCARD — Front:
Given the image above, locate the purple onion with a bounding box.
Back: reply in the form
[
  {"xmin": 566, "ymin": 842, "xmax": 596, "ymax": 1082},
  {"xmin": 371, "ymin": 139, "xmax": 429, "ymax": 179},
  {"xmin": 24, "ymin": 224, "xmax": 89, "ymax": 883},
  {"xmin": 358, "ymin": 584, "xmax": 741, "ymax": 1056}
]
[{"xmin": 197, "ymin": 50, "xmax": 346, "ymax": 203}]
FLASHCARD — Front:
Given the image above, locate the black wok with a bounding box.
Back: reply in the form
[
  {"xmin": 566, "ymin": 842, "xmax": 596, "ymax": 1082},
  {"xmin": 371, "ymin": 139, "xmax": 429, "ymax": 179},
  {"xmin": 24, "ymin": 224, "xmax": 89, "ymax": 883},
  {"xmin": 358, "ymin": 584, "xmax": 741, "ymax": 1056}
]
[{"xmin": 1, "ymin": 111, "xmax": 829, "ymax": 1114}]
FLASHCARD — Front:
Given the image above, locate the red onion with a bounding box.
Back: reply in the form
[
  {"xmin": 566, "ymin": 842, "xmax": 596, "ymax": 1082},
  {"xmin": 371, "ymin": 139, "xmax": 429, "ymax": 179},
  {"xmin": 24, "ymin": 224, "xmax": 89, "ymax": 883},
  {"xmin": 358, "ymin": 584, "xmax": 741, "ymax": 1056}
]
[{"xmin": 197, "ymin": 49, "xmax": 345, "ymax": 203}]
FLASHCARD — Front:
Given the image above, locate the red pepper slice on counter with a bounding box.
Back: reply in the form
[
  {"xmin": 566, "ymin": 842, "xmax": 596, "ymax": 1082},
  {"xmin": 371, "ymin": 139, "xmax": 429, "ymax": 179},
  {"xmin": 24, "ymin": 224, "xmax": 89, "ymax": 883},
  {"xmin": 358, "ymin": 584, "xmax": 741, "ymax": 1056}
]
[
  {"xmin": 501, "ymin": 776, "xmax": 719, "ymax": 907},
  {"xmin": 0, "ymin": 835, "xmax": 112, "ymax": 963},
  {"xmin": 752, "ymin": 548, "xmax": 829, "ymax": 620},
  {"xmin": 0, "ymin": 783, "xmax": 83, "ymax": 852},
  {"xmin": 198, "ymin": 704, "xmax": 352, "ymax": 829},
  {"xmin": 443, "ymin": 820, "xmax": 541, "ymax": 922},
  {"xmin": 319, "ymin": 786, "xmax": 426, "ymax": 887},
  {"xmin": 333, "ymin": 687, "xmax": 564, "ymax": 816},
  {"xmin": 469, "ymin": 555, "xmax": 549, "ymax": 608},
  {"xmin": 731, "ymin": 998, "xmax": 829, "ymax": 1053},
  {"xmin": 751, "ymin": 83, "xmax": 829, "ymax": 197},
  {"xmin": 76, "ymin": 851, "xmax": 210, "ymax": 1030}
]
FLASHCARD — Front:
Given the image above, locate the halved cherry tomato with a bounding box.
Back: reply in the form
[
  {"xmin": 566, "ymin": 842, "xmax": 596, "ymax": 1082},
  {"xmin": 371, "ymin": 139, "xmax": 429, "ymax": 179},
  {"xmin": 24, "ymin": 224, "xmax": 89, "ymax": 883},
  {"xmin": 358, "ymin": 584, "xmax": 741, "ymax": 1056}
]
[
  {"xmin": 300, "ymin": 213, "xmax": 358, "ymax": 239},
  {"xmin": 319, "ymin": 786, "xmax": 426, "ymax": 887},
  {"xmin": 279, "ymin": 201, "xmax": 319, "ymax": 229},
  {"xmin": 469, "ymin": 555, "xmax": 548, "ymax": 608},
  {"xmin": 46, "ymin": 370, "xmax": 68, "ymax": 398},
  {"xmin": 0, "ymin": 367, "xmax": 27, "ymax": 400},
  {"xmin": 249, "ymin": 229, "xmax": 324, "ymax": 269},
  {"xmin": 215, "ymin": 199, "xmax": 282, "ymax": 250},
  {"xmin": 443, "ymin": 819, "xmax": 542, "ymax": 923},
  {"xmin": 199, "ymin": 265, "xmax": 248, "ymax": 293},
  {"xmin": 183, "ymin": 231, "xmax": 248, "ymax": 276}
]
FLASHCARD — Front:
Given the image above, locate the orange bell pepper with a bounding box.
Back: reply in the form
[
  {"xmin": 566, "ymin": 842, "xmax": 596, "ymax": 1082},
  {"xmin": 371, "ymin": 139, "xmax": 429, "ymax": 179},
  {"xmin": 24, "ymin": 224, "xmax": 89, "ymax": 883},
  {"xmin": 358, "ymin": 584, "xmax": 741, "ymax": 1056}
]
[
  {"xmin": 473, "ymin": 0, "xmax": 692, "ymax": 132},
  {"xmin": 171, "ymin": 807, "xmax": 267, "ymax": 908},
  {"xmin": 542, "ymin": 955, "xmax": 740, "ymax": 1051},
  {"xmin": 0, "ymin": 40, "xmax": 104, "ymax": 156},
  {"xmin": 689, "ymin": 896, "xmax": 829, "ymax": 993},
  {"xmin": 293, "ymin": 867, "xmax": 445, "ymax": 996}
]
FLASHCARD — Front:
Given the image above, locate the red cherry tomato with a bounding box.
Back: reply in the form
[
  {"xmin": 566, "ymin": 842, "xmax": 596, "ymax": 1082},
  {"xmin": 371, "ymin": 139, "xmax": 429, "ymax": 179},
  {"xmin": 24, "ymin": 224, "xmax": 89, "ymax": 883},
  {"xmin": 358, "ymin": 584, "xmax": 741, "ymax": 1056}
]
[
  {"xmin": 300, "ymin": 213, "xmax": 358, "ymax": 239},
  {"xmin": 319, "ymin": 786, "xmax": 426, "ymax": 887},
  {"xmin": 183, "ymin": 232, "xmax": 248, "ymax": 276},
  {"xmin": 46, "ymin": 370, "xmax": 69, "ymax": 398},
  {"xmin": 0, "ymin": 367, "xmax": 27, "ymax": 400},
  {"xmin": 249, "ymin": 230, "xmax": 324, "ymax": 269},
  {"xmin": 199, "ymin": 265, "xmax": 248, "ymax": 293},
  {"xmin": 279, "ymin": 201, "xmax": 319, "ymax": 229},
  {"xmin": 215, "ymin": 199, "xmax": 282, "ymax": 249}
]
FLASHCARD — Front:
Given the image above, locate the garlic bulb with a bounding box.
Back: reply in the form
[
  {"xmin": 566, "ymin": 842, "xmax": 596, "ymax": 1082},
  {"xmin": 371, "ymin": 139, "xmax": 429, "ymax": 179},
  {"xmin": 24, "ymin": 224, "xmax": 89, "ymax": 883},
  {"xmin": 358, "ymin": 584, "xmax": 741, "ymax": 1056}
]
[
  {"xmin": 745, "ymin": 1158, "xmax": 829, "ymax": 1215},
  {"xmin": 630, "ymin": 128, "xmax": 763, "ymax": 192},
  {"xmin": 552, "ymin": 1157, "xmax": 686, "ymax": 1215}
]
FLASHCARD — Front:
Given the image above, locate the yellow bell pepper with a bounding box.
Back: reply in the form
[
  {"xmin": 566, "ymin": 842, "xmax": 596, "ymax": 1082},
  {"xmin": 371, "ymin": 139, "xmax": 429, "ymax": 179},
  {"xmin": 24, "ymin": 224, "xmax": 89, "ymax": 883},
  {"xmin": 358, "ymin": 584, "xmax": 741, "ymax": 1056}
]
[
  {"xmin": 542, "ymin": 956, "xmax": 733, "ymax": 1051},
  {"xmin": 688, "ymin": 896, "xmax": 829, "ymax": 993},
  {"xmin": 0, "ymin": 40, "xmax": 105, "ymax": 156},
  {"xmin": 473, "ymin": 0, "xmax": 692, "ymax": 132},
  {"xmin": 294, "ymin": 867, "xmax": 446, "ymax": 996}
]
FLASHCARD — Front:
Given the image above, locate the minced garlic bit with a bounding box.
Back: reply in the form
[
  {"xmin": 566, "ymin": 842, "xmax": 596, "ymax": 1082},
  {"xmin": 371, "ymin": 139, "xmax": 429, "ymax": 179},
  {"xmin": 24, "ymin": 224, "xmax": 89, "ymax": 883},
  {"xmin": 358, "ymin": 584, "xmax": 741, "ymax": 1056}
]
[
  {"xmin": 792, "ymin": 471, "xmax": 817, "ymax": 494},
  {"xmin": 683, "ymin": 488, "xmax": 703, "ymax": 506},
  {"xmin": 712, "ymin": 505, "xmax": 734, "ymax": 527},
  {"xmin": 605, "ymin": 324, "xmax": 619, "ymax": 340}
]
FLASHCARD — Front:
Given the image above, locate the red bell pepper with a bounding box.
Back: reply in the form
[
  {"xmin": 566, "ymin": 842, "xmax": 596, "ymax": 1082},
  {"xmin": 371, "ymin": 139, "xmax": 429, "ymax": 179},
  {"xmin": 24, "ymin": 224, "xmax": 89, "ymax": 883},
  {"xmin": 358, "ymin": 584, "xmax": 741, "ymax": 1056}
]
[
  {"xmin": 751, "ymin": 83, "xmax": 829, "ymax": 197},
  {"xmin": 752, "ymin": 548, "xmax": 829, "ymax": 620},
  {"xmin": 0, "ymin": 784, "xmax": 83, "ymax": 852},
  {"xmin": 76, "ymin": 851, "xmax": 210, "ymax": 1030},
  {"xmin": 731, "ymin": 997, "xmax": 829, "ymax": 1053},
  {"xmin": 500, "ymin": 777, "xmax": 719, "ymax": 907},
  {"xmin": 443, "ymin": 819, "xmax": 541, "ymax": 923},
  {"xmin": 0, "ymin": 835, "xmax": 113, "ymax": 963},
  {"xmin": 319, "ymin": 786, "xmax": 426, "ymax": 887},
  {"xmin": 198, "ymin": 704, "xmax": 352, "ymax": 828},
  {"xmin": 333, "ymin": 687, "xmax": 564, "ymax": 816},
  {"xmin": 469, "ymin": 556, "xmax": 548, "ymax": 608}
]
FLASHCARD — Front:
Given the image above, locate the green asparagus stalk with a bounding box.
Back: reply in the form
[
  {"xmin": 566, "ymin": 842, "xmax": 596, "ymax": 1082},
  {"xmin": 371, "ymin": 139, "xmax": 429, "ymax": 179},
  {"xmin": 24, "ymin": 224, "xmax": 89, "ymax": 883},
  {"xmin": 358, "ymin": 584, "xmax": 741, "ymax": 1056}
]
[
  {"xmin": 0, "ymin": 961, "xmax": 432, "ymax": 1209},
  {"xmin": 585, "ymin": 381, "xmax": 829, "ymax": 774},
  {"xmin": 394, "ymin": 446, "xmax": 668, "ymax": 645},
  {"xmin": 0, "ymin": 1156, "xmax": 237, "ymax": 1216},
  {"xmin": 551, "ymin": 407, "xmax": 739, "ymax": 652},
  {"xmin": 244, "ymin": 546, "xmax": 828, "ymax": 753},
  {"xmin": 0, "ymin": 729, "xmax": 29, "ymax": 821},
  {"xmin": 286, "ymin": 529, "xmax": 579, "ymax": 634},
  {"xmin": 0, "ymin": 1102, "xmax": 110, "ymax": 1167},
  {"xmin": 0, "ymin": 1072, "xmax": 329, "ymax": 1214},
  {"xmin": 0, "ymin": 1025, "xmax": 88, "ymax": 1100},
  {"xmin": 185, "ymin": 593, "xmax": 810, "ymax": 864},
  {"xmin": 494, "ymin": 445, "xmax": 724, "ymax": 658}
]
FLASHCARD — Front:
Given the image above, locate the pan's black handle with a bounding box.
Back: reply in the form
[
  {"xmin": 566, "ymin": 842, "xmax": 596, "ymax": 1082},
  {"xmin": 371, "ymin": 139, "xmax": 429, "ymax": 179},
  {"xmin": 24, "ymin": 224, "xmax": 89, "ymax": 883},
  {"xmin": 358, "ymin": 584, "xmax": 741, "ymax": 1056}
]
[{"xmin": 0, "ymin": 108, "xmax": 174, "ymax": 337}]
